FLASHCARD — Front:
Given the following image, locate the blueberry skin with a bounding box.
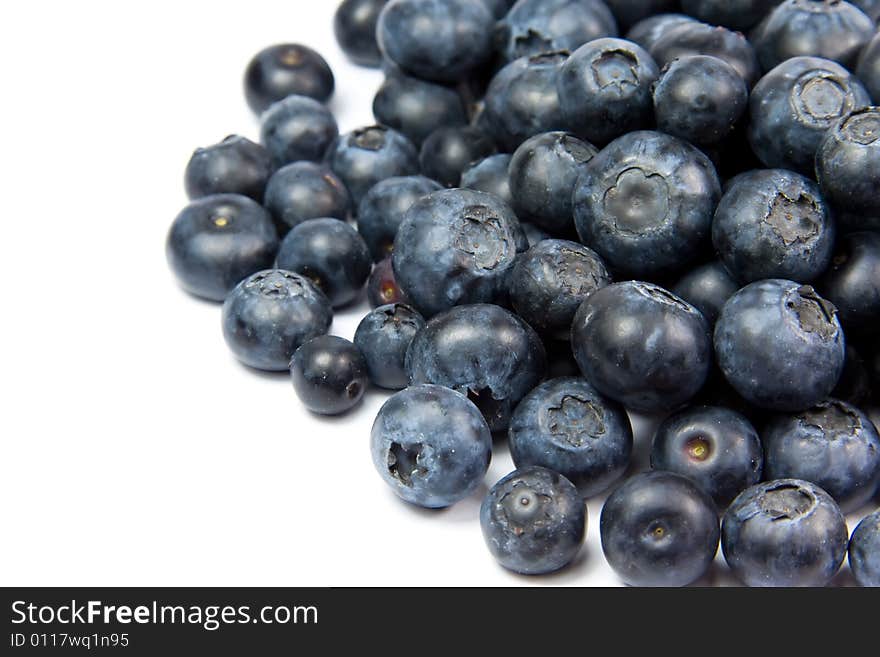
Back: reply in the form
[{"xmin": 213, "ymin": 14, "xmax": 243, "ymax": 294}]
[
  {"xmin": 816, "ymin": 108, "xmax": 880, "ymax": 217},
  {"xmin": 509, "ymin": 240, "xmax": 612, "ymax": 337},
  {"xmin": 354, "ymin": 303, "xmax": 425, "ymax": 390},
  {"xmin": 461, "ymin": 154, "xmax": 513, "ymax": 206},
  {"xmin": 478, "ymin": 0, "xmax": 516, "ymax": 18},
  {"xmin": 558, "ymin": 39, "xmax": 659, "ymax": 146},
  {"xmin": 495, "ymin": 0, "xmax": 618, "ymax": 64},
  {"xmin": 856, "ymin": 33, "xmax": 880, "ymax": 102},
  {"xmin": 184, "ymin": 135, "xmax": 272, "ymax": 202},
  {"xmin": 290, "ymin": 336, "xmax": 368, "ymax": 415},
  {"xmin": 166, "ymin": 194, "xmax": 279, "ymax": 302},
  {"xmin": 334, "ymin": 0, "xmax": 388, "ymax": 67},
  {"xmin": 714, "ymin": 280, "xmax": 846, "ymax": 412},
  {"xmin": 753, "ymin": 0, "xmax": 875, "ymax": 72},
  {"xmin": 672, "ymin": 260, "xmax": 740, "ymax": 327},
  {"xmin": 601, "ymin": 471, "xmax": 720, "ymax": 587},
  {"xmin": 406, "ymin": 304, "xmax": 547, "ymax": 432},
  {"xmin": 392, "ymin": 189, "xmax": 521, "ymax": 317},
  {"xmin": 419, "ymin": 127, "xmax": 497, "ymax": 188},
  {"xmin": 653, "ymin": 55, "xmax": 749, "ymax": 146},
  {"xmin": 244, "ymin": 44, "xmax": 335, "ymax": 114},
  {"xmin": 276, "ymin": 218, "xmax": 372, "ymax": 308},
  {"xmin": 819, "ymin": 232, "xmax": 880, "ymax": 334},
  {"xmin": 625, "ymin": 14, "xmax": 699, "ymax": 52},
  {"xmin": 509, "ymin": 378, "xmax": 633, "ymax": 497},
  {"xmin": 849, "ymin": 510, "xmax": 880, "ymax": 587},
  {"xmin": 371, "ymin": 384, "xmax": 492, "ymax": 509},
  {"xmin": 259, "ymin": 95, "xmax": 339, "ymax": 168},
  {"xmin": 712, "ymin": 170, "xmax": 836, "ymax": 284},
  {"xmin": 372, "ymin": 73, "xmax": 468, "ymax": 147},
  {"xmin": 762, "ymin": 399, "xmax": 880, "ymax": 513},
  {"xmin": 325, "ymin": 126, "xmax": 419, "ymax": 206},
  {"xmin": 722, "ymin": 479, "xmax": 848, "ymax": 587},
  {"xmin": 520, "ymin": 223, "xmax": 551, "ymax": 248},
  {"xmin": 680, "ymin": 0, "xmax": 783, "ymax": 31},
  {"xmin": 852, "ymin": 0, "xmax": 880, "ymax": 20},
  {"xmin": 748, "ymin": 57, "xmax": 871, "ymax": 173},
  {"xmin": 483, "ymin": 52, "xmax": 570, "ymax": 153},
  {"xmin": 509, "ymin": 132, "xmax": 598, "ymax": 234},
  {"xmin": 377, "ymin": 0, "xmax": 495, "ymax": 83},
  {"xmin": 604, "ymin": 0, "xmax": 680, "ymax": 31},
  {"xmin": 481, "ymin": 466, "xmax": 586, "ymax": 575},
  {"xmin": 367, "ymin": 256, "xmax": 409, "ymax": 308},
  {"xmin": 651, "ymin": 406, "xmax": 763, "ymax": 509},
  {"xmin": 573, "ymin": 131, "xmax": 721, "ymax": 278},
  {"xmin": 263, "ymin": 162, "xmax": 351, "ymax": 237},
  {"xmin": 221, "ymin": 270, "xmax": 332, "ymax": 371},
  {"xmin": 572, "ymin": 282, "xmax": 712, "ymax": 413}
]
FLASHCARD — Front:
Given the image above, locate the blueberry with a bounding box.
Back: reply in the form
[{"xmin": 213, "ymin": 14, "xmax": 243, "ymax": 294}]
[
  {"xmin": 672, "ymin": 260, "xmax": 740, "ymax": 327},
  {"xmin": 816, "ymin": 108, "xmax": 880, "ymax": 217},
  {"xmin": 325, "ymin": 126, "xmax": 419, "ymax": 206},
  {"xmin": 367, "ymin": 256, "xmax": 409, "ymax": 308},
  {"xmin": 372, "ymin": 73, "xmax": 468, "ymax": 147},
  {"xmin": 753, "ymin": 0, "xmax": 875, "ymax": 72},
  {"xmin": 679, "ymin": 0, "xmax": 783, "ymax": 31},
  {"xmin": 260, "ymin": 95, "xmax": 339, "ymax": 167},
  {"xmin": 625, "ymin": 14, "xmax": 699, "ymax": 52},
  {"xmin": 712, "ymin": 170, "xmax": 836, "ymax": 284},
  {"xmin": 166, "ymin": 194, "xmax": 279, "ymax": 302},
  {"xmin": 849, "ymin": 510, "xmax": 880, "ymax": 587},
  {"xmin": 276, "ymin": 218, "xmax": 372, "ymax": 308},
  {"xmin": 290, "ymin": 336, "xmax": 368, "ymax": 415},
  {"xmin": 263, "ymin": 162, "xmax": 351, "ymax": 236},
  {"xmin": 406, "ymin": 304, "xmax": 547, "ymax": 431},
  {"xmin": 244, "ymin": 44, "xmax": 334, "ymax": 114},
  {"xmin": 762, "ymin": 399, "xmax": 880, "ymax": 513},
  {"xmin": 392, "ymin": 188, "xmax": 521, "ymax": 317},
  {"xmin": 748, "ymin": 56, "xmax": 871, "ymax": 173},
  {"xmin": 509, "ymin": 378, "xmax": 633, "ymax": 497},
  {"xmin": 370, "ymin": 384, "xmax": 492, "ymax": 508},
  {"xmin": 221, "ymin": 270, "xmax": 332, "ymax": 371},
  {"xmin": 600, "ymin": 471, "xmax": 720, "ymax": 587},
  {"xmin": 508, "ymin": 239, "xmax": 612, "ymax": 337},
  {"xmin": 722, "ymin": 479, "xmax": 848, "ymax": 587},
  {"xmin": 604, "ymin": 0, "xmax": 680, "ymax": 31},
  {"xmin": 334, "ymin": 0, "xmax": 388, "ymax": 68},
  {"xmin": 377, "ymin": 0, "xmax": 495, "ymax": 83},
  {"xmin": 184, "ymin": 135, "xmax": 272, "ymax": 202},
  {"xmin": 572, "ymin": 281, "xmax": 712, "ymax": 413},
  {"xmin": 856, "ymin": 32, "xmax": 880, "ymax": 102},
  {"xmin": 714, "ymin": 280, "xmax": 846, "ymax": 412},
  {"xmin": 558, "ymin": 38, "xmax": 659, "ymax": 146},
  {"xmin": 653, "ymin": 55, "xmax": 749, "ymax": 146},
  {"xmin": 495, "ymin": 0, "xmax": 618, "ymax": 64},
  {"xmin": 509, "ymin": 132, "xmax": 598, "ymax": 234},
  {"xmin": 573, "ymin": 131, "xmax": 721, "ymax": 278},
  {"xmin": 354, "ymin": 303, "xmax": 425, "ymax": 389},
  {"xmin": 651, "ymin": 406, "xmax": 763, "ymax": 509},
  {"xmin": 480, "ymin": 466, "xmax": 586, "ymax": 575},
  {"xmin": 419, "ymin": 126, "xmax": 496, "ymax": 188},
  {"xmin": 460, "ymin": 154, "xmax": 514, "ymax": 206},
  {"xmin": 818, "ymin": 231, "xmax": 880, "ymax": 334}
]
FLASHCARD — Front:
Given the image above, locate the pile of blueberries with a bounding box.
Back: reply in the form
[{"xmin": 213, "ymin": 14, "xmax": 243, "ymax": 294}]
[{"xmin": 166, "ymin": 0, "xmax": 880, "ymax": 587}]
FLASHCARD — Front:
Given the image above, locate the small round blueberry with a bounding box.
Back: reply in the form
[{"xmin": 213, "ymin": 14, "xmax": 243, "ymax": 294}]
[
  {"xmin": 244, "ymin": 44, "xmax": 334, "ymax": 114},
  {"xmin": 849, "ymin": 510, "xmax": 880, "ymax": 587},
  {"xmin": 354, "ymin": 303, "xmax": 425, "ymax": 390},
  {"xmin": 290, "ymin": 336, "xmax": 368, "ymax": 415},
  {"xmin": 260, "ymin": 95, "xmax": 339, "ymax": 167},
  {"xmin": 184, "ymin": 135, "xmax": 272, "ymax": 202}
]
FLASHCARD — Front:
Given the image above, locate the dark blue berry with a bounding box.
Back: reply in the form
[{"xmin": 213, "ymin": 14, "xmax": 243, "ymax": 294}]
[
  {"xmin": 260, "ymin": 95, "xmax": 339, "ymax": 167},
  {"xmin": 680, "ymin": 0, "xmax": 783, "ymax": 31},
  {"xmin": 354, "ymin": 303, "xmax": 425, "ymax": 390},
  {"xmin": 816, "ymin": 107, "xmax": 880, "ymax": 217},
  {"xmin": 184, "ymin": 135, "xmax": 272, "ymax": 202},
  {"xmin": 334, "ymin": 0, "xmax": 388, "ymax": 68},
  {"xmin": 672, "ymin": 260, "xmax": 739, "ymax": 327},
  {"xmin": 372, "ymin": 73, "xmax": 468, "ymax": 147},
  {"xmin": 849, "ymin": 510, "xmax": 880, "ymax": 587},
  {"xmin": 367, "ymin": 256, "xmax": 409, "ymax": 308},
  {"xmin": 244, "ymin": 44, "xmax": 334, "ymax": 114},
  {"xmin": 460, "ymin": 154, "xmax": 513, "ymax": 206},
  {"xmin": 263, "ymin": 162, "xmax": 351, "ymax": 236},
  {"xmin": 290, "ymin": 336, "xmax": 368, "ymax": 415},
  {"xmin": 625, "ymin": 13, "xmax": 699, "ymax": 52},
  {"xmin": 419, "ymin": 126, "xmax": 496, "ymax": 188},
  {"xmin": 818, "ymin": 231, "xmax": 880, "ymax": 334}
]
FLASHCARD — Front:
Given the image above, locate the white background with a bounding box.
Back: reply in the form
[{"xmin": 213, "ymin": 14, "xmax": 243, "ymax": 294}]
[{"xmin": 0, "ymin": 1, "xmax": 866, "ymax": 587}]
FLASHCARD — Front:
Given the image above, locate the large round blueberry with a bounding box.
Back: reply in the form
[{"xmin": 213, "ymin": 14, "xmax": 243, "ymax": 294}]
[
  {"xmin": 290, "ymin": 336, "xmax": 368, "ymax": 415},
  {"xmin": 762, "ymin": 399, "xmax": 880, "ymax": 513},
  {"xmin": 221, "ymin": 270, "xmax": 332, "ymax": 371},
  {"xmin": 573, "ymin": 131, "xmax": 721, "ymax": 278},
  {"xmin": 625, "ymin": 14, "xmax": 699, "ymax": 52},
  {"xmin": 334, "ymin": 0, "xmax": 388, "ymax": 68},
  {"xmin": 571, "ymin": 282, "xmax": 712, "ymax": 413},
  {"xmin": 354, "ymin": 303, "xmax": 425, "ymax": 390},
  {"xmin": 558, "ymin": 38, "xmax": 659, "ymax": 145},
  {"xmin": 377, "ymin": 0, "xmax": 494, "ymax": 83},
  {"xmin": 672, "ymin": 260, "xmax": 740, "ymax": 327},
  {"xmin": 605, "ymin": 0, "xmax": 681, "ymax": 31},
  {"xmin": 601, "ymin": 471, "xmax": 720, "ymax": 587},
  {"xmin": 856, "ymin": 32, "xmax": 880, "ymax": 102},
  {"xmin": 244, "ymin": 44, "xmax": 334, "ymax": 114},
  {"xmin": 509, "ymin": 378, "xmax": 633, "ymax": 497},
  {"xmin": 260, "ymin": 95, "xmax": 339, "ymax": 167},
  {"xmin": 849, "ymin": 510, "xmax": 880, "ymax": 587},
  {"xmin": 419, "ymin": 126, "xmax": 496, "ymax": 188},
  {"xmin": 509, "ymin": 240, "xmax": 611, "ymax": 337},
  {"xmin": 392, "ymin": 189, "xmax": 521, "ymax": 317},
  {"xmin": 714, "ymin": 280, "xmax": 845, "ymax": 412},
  {"xmin": 406, "ymin": 304, "xmax": 547, "ymax": 431},
  {"xmin": 184, "ymin": 135, "xmax": 272, "ymax": 202},
  {"xmin": 372, "ymin": 73, "xmax": 468, "ymax": 147},
  {"xmin": 460, "ymin": 154, "xmax": 513, "ymax": 206},
  {"xmin": 263, "ymin": 162, "xmax": 351, "ymax": 236},
  {"xmin": 816, "ymin": 107, "xmax": 880, "ymax": 217},
  {"xmin": 722, "ymin": 479, "xmax": 848, "ymax": 587},
  {"xmin": 371, "ymin": 384, "xmax": 492, "ymax": 508},
  {"xmin": 276, "ymin": 218, "xmax": 372, "ymax": 308},
  {"xmin": 748, "ymin": 56, "xmax": 871, "ymax": 173},
  {"xmin": 679, "ymin": 0, "xmax": 783, "ymax": 31},
  {"xmin": 166, "ymin": 194, "xmax": 279, "ymax": 302},
  {"xmin": 712, "ymin": 170, "xmax": 835, "ymax": 284},
  {"xmin": 367, "ymin": 256, "xmax": 408, "ymax": 308},
  {"xmin": 818, "ymin": 232, "xmax": 880, "ymax": 334},
  {"xmin": 481, "ymin": 466, "xmax": 586, "ymax": 575},
  {"xmin": 651, "ymin": 406, "xmax": 763, "ymax": 509}
]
